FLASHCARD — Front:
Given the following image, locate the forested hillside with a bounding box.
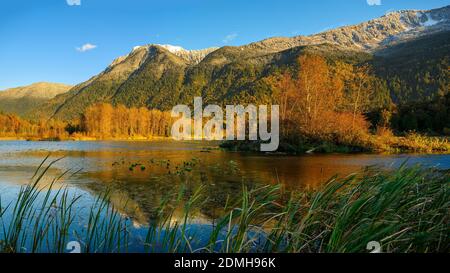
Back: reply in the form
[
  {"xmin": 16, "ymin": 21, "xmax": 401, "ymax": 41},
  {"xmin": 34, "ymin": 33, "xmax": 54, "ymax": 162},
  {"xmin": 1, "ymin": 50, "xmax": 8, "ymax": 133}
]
[
  {"xmin": 39, "ymin": 44, "xmax": 387, "ymax": 121},
  {"xmin": 1, "ymin": 6, "xmax": 448, "ymax": 151},
  {"xmin": 374, "ymin": 31, "xmax": 449, "ymax": 104},
  {"xmin": 11, "ymin": 5, "xmax": 444, "ymax": 122},
  {"xmin": 0, "ymin": 82, "xmax": 71, "ymax": 116},
  {"xmin": 27, "ymin": 35, "xmax": 445, "ymax": 125}
]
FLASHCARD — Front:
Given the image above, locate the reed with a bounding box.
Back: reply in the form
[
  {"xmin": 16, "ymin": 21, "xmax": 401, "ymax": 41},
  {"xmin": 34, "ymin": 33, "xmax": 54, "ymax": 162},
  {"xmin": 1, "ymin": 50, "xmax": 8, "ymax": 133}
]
[{"xmin": 0, "ymin": 158, "xmax": 448, "ymax": 253}]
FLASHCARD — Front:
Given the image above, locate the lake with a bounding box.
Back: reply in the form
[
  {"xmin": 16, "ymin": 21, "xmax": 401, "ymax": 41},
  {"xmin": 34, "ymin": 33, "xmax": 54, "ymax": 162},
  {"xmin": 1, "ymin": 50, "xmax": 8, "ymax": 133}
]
[{"xmin": 0, "ymin": 140, "xmax": 448, "ymax": 252}]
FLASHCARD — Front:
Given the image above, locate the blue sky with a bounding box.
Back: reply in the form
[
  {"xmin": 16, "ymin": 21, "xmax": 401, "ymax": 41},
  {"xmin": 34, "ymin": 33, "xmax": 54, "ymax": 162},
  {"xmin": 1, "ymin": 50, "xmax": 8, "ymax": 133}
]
[{"xmin": 0, "ymin": 0, "xmax": 448, "ymax": 90}]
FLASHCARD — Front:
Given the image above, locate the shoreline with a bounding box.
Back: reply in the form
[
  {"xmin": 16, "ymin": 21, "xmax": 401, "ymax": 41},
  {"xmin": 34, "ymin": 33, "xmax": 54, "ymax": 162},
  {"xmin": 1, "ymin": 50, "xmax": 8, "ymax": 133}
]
[
  {"xmin": 0, "ymin": 136, "xmax": 172, "ymax": 142},
  {"xmin": 0, "ymin": 136, "xmax": 449, "ymax": 156}
]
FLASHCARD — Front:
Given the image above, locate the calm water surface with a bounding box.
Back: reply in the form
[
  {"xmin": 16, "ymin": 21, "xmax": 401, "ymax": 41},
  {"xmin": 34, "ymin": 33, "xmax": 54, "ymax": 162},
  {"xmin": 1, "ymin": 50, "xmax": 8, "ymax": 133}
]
[{"xmin": 0, "ymin": 140, "xmax": 448, "ymax": 251}]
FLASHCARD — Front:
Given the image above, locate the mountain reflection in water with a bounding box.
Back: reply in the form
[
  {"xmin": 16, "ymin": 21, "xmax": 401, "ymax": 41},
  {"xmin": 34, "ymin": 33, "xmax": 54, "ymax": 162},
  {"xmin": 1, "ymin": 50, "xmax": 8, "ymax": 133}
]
[{"xmin": 0, "ymin": 140, "xmax": 448, "ymax": 251}]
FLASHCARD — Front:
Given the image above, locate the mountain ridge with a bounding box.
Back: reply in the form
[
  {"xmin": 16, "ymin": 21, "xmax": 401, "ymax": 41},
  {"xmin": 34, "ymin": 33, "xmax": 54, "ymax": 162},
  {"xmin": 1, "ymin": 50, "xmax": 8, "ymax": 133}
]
[
  {"xmin": 244, "ymin": 5, "xmax": 449, "ymax": 54},
  {"xmin": 0, "ymin": 82, "xmax": 72, "ymax": 99},
  {"xmin": 0, "ymin": 82, "xmax": 72, "ymax": 116},
  {"xmin": 9, "ymin": 5, "xmax": 450, "ymax": 121}
]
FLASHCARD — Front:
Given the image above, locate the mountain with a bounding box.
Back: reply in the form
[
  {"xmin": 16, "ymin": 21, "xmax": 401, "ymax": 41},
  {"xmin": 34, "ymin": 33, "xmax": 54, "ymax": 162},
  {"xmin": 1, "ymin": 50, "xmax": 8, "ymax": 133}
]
[
  {"xmin": 245, "ymin": 5, "xmax": 449, "ymax": 54},
  {"xmin": 156, "ymin": 45, "xmax": 219, "ymax": 64},
  {"xmin": 0, "ymin": 82, "xmax": 71, "ymax": 99},
  {"xmin": 0, "ymin": 82, "xmax": 72, "ymax": 116},
  {"xmin": 24, "ymin": 5, "xmax": 450, "ymax": 121},
  {"xmin": 374, "ymin": 30, "xmax": 449, "ymax": 103}
]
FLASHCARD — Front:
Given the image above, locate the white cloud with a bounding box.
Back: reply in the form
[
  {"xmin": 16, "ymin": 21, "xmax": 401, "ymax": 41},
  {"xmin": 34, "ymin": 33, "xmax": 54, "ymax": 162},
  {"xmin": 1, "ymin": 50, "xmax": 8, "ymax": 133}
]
[
  {"xmin": 367, "ymin": 0, "xmax": 381, "ymax": 6},
  {"xmin": 222, "ymin": 33, "xmax": 238, "ymax": 44},
  {"xmin": 66, "ymin": 0, "xmax": 81, "ymax": 6},
  {"xmin": 76, "ymin": 43, "xmax": 97, "ymax": 52}
]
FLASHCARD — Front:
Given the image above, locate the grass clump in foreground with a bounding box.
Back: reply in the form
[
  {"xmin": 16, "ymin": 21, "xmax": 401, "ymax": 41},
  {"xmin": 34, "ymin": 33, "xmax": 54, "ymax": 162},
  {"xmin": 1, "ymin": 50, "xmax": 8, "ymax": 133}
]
[{"xmin": 0, "ymin": 158, "xmax": 448, "ymax": 253}]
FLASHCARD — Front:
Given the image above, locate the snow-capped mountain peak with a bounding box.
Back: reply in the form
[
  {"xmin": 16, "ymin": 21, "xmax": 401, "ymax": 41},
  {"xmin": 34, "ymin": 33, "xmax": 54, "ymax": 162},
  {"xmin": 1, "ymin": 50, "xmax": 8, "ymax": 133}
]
[
  {"xmin": 157, "ymin": 44, "xmax": 185, "ymax": 53},
  {"xmin": 419, "ymin": 12, "xmax": 443, "ymax": 27},
  {"xmin": 155, "ymin": 44, "xmax": 218, "ymax": 64}
]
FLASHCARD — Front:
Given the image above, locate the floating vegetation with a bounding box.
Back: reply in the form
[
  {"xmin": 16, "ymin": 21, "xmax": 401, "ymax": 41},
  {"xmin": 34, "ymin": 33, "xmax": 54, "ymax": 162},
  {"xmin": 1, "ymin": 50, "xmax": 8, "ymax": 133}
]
[{"xmin": 0, "ymin": 157, "xmax": 448, "ymax": 253}]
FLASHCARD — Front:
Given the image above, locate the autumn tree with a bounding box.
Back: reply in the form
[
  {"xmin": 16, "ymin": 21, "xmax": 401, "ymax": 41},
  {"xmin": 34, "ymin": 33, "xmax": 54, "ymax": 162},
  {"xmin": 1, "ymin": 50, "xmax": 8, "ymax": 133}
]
[
  {"xmin": 335, "ymin": 62, "xmax": 375, "ymax": 128},
  {"xmin": 81, "ymin": 103, "xmax": 172, "ymax": 139},
  {"xmin": 268, "ymin": 54, "xmax": 369, "ymax": 146}
]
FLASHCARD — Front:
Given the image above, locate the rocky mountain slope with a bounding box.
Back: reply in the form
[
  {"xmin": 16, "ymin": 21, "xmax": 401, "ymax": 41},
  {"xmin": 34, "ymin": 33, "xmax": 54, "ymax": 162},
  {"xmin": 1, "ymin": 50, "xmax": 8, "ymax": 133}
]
[
  {"xmin": 19, "ymin": 5, "xmax": 450, "ymax": 121},
  {"xmin": 156, "ymin": 45, "xmax": 219, "ymax": 64},
  {"xmin": 245, "ymin": 5, "xmax": 449, "ymax": 54}
]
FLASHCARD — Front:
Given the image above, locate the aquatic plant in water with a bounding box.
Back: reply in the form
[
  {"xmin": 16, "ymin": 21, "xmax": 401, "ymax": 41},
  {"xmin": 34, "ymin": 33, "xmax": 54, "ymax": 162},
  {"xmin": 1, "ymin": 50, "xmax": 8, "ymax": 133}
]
[{"xmin": 0, "ymin": 157, "xmax": 448, "ymax": 253}]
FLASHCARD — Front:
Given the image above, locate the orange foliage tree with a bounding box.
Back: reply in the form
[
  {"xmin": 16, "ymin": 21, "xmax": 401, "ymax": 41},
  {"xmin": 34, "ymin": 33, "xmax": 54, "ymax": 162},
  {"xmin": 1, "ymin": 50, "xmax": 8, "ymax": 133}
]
[
  {"xmin": 0, "ymin": 113, "xmax": 67, "ymax": 139},
  {"xmin": 268, "ymin": 54, "xmax": 370, "ymax": 146},
  {"xmin": 81, "ymin": 103, "xmax": 172, "ymax": 138}
]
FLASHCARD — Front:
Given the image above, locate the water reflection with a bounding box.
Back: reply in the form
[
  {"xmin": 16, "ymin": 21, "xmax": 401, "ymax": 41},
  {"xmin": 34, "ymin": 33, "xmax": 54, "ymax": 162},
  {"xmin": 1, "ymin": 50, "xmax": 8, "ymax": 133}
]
[{"xmin": 0, "ymin": 140, "xmax": 449, "ymax": 233}]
